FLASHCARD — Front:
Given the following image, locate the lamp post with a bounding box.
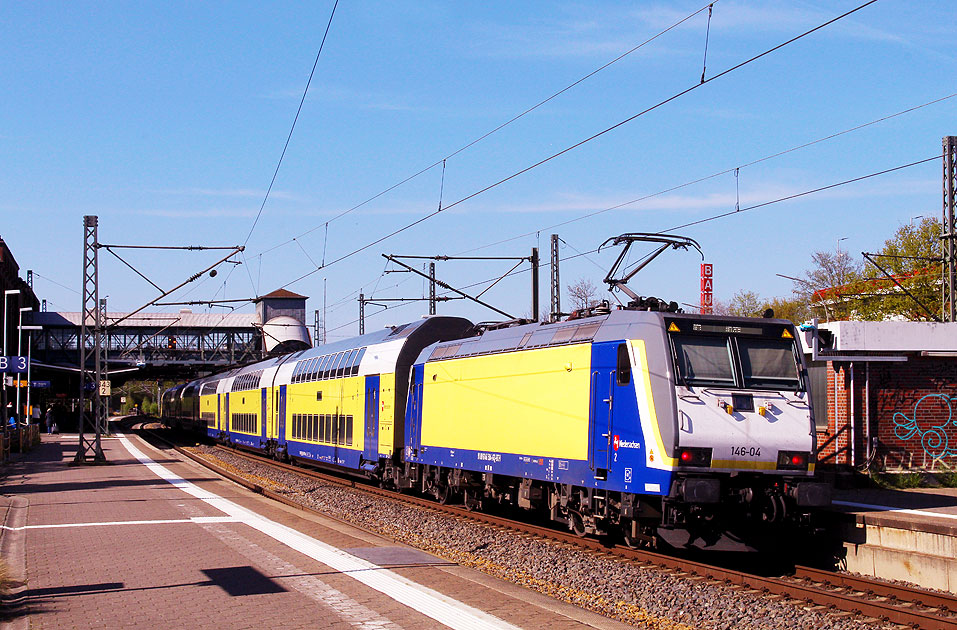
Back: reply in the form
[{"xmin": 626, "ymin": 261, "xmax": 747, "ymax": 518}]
[
  {"xmin": 2, "ymin": 290, "xmax": 21, "ymax": 424},
  {"xmin": 21, "ymin": 325, "xmax": 42, "ymax": 430},
  {"xmin": 16, "ymin": 307, "xmax": 32, "ymax": 424}
]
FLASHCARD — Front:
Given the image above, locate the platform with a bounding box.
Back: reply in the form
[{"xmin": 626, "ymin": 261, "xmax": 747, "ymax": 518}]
[
  {"xmin": 831, "ymin": 486, "xmax": 957, "ymax": 592},
  {"xmin": 0, "ymin": 433, "xmax": 631, "ymax": 630}
]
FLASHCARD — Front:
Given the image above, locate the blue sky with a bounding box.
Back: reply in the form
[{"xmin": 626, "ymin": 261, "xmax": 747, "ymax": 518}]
[{"xmin": 3, "ymin": 1, "xmax": 955, "ymax": 339}]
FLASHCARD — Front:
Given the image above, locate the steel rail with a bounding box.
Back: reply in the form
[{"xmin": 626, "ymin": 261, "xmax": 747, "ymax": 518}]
[{"xmin": 135, "ymin": 424, "xmax": 957, "ymax": 630}]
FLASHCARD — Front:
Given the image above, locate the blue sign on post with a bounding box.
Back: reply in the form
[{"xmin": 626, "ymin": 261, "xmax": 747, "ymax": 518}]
[
  {"xmin": 0, "ymin": 356, "xmax": 28, "ymax": 374},
  {"xmin": 31, "ymin": 381, "xmax": 50, "ymax": 389}
]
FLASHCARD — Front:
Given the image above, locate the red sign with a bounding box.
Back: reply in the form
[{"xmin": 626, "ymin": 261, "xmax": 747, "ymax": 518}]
[{"xmin": 700, "ymin": 263, "xmax": 713, "ymax": 314}]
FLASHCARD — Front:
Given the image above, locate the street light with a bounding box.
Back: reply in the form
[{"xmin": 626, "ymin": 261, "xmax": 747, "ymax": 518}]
[
  {"xmin": 2, "ymin": 289, "xmax": 19, "ymax": 357},
  {"xmin": 836, "ymin": 237, "xmax": 848, "ymax": 254},
  {"xmin": 2, "ymin": 289, "xmax": 20, "ymax": 422},
  {"xmin": 20, "ymin": 325, "xmax": 42, "ymax": 429},
  {"xmin": 16, "ymin": 307, "xmax": 31, "ymax": 424}
]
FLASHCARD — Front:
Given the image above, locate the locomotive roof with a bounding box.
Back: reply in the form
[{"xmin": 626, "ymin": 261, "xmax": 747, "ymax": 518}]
[
  {"xmin": 414, "ymin": 310, "xmax": 799, "ymax": 364},
  {"xmin": 416, "ymin": 311, "xmax": 614, "ymax": 363}
]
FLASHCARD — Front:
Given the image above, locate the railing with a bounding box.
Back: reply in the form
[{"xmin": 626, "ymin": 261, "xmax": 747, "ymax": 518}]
[{"xmin": 0, "ymin": 425, "xmax": 42, "ymax": 463}]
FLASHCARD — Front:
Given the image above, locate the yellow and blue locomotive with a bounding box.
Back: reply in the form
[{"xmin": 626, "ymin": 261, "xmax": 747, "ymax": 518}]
[{"xmin": 403, "ymin": 309, "xmax": 830, "ymax": 548}]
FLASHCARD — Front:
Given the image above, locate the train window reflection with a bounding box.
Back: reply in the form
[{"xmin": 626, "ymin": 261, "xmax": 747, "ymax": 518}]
[
  {"xmin": 319, "ymin": 354, "xmax": 333, "ymax": 379},
  {"xmin": 352, "ymin": 348, "xmax": 365, "ymax": 375},
  {"xmin": 672, "ymin": 335, "xmax": 734, "ymax": 386},
  {"xmin": 334, "ymin": 353, "xmax": 346, "ymax": 377},
  {"xmin": 738, "ymin": 338, "xmax": 800, "ymax": 390}
]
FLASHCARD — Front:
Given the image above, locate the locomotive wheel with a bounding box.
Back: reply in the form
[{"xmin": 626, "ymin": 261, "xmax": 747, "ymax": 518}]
[
  {"xmin": 463, "ymin": 488, "xmax": 482, "ymax": 511},
  {"xmin": 570, "ymin": 511, "xmax": 587, "ymax": 537}
]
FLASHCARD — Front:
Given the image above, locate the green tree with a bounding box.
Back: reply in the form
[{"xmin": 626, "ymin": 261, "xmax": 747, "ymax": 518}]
[
  {"xmin": 764, "ymin": 295, "xmax": 810, "ymax": 323},
  {"xmin": 715, "ymin": 290, "xmax": 763, "ymax": 316},
  {"xmin": 855, "ymin": 217, "xmax": 941, "ymax": 321},
  {"xmin": 714, "ymin": 291, "xmax": 809, "ymax": 323}
]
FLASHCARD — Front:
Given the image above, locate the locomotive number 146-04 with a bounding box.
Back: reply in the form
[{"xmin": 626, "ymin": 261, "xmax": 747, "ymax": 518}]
[{"xmin": 730, "ymin": 446, "xmax": 761, "ymax": 457}]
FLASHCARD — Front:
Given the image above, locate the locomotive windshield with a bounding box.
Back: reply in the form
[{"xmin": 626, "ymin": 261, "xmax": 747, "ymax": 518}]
[
  {"xmin": 672, "ymin": 336, "xmax": 735, "ymax": 386},
  {"xmin": 738, "ymin": 338, "xmax": 800, "ymax": 389},
  {"xmin": 670, "ymin": 327, "xmax": 802, "ymax": 391}
]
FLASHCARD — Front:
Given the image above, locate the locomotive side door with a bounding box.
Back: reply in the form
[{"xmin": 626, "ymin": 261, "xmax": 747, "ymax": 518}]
[
  {"xmin": 363, "ymin": 375, "xmax": 380, "ymax": 462},
  {"xmin": 590, "ymin": 341, "xmax": 629, "ymax": 480}
]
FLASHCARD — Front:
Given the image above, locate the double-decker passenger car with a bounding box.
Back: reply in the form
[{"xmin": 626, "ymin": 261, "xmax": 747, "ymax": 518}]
[{"xmin": 165, "ymin": 316, "xmax": 472, "ymax": 471}]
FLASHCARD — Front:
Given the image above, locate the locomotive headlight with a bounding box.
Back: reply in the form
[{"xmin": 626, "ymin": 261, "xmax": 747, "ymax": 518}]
[
  {"xmin": 677, "ymin": 447, "xmax": 712, "ymax": 467},
  {"xmin": 777, "ymin": 450, "xmax": 809, "ymax": 471}
]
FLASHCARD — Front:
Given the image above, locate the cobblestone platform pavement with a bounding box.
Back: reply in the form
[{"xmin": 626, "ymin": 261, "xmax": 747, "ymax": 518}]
[{"xmin": 0, "ymin": 432, "xmax": 632, "ymax": 630}]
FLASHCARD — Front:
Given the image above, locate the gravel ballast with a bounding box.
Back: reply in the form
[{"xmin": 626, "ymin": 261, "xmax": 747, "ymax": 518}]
[{"xmin": 188, "ymin": 445, "xmax": 892, "ymax": 630}]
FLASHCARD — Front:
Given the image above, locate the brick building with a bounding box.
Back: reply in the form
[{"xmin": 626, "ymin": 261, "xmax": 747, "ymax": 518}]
[
  {"xmin": 800, "ymin": 321, "xmax": 957, "ymax": 471},
  {"xmin": 0, "ymin": 235, "xmax": 41, "ymax": 418}
]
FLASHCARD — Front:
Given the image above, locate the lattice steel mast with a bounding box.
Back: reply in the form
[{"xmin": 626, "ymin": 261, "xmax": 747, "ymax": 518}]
[
  {"xmin": 943, "ymin": 136, "xmax": 957, "ymax": 322},
  {"xmin": 74, "ymin": 215, "xmax": 107, "ymax": 464}
]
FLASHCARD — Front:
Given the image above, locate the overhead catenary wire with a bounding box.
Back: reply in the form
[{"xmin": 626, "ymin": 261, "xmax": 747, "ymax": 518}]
[
  {"xmin": 333, "ymin": 153, "xmax": 939, "ymax": 334},
  {"xmin": 443, "ymin": 154, "xmax": 942, "ymax": 300},
  {"xmin": 662, "ymin": 155, "xmax": 938, "ymax": 233},
  {"xmin": 457, "ymin": 90, "xmax": 957, "ymax": 256},
  {"xmin": 257, "ymin": 1, "xmax": 722, "ymax": 257},
  {"xmin": 288, "ymin": 92, "xmax": 952, "ymax": 333},
  {"xmin": 242, "ymin": 0, "xmax": 340, "ymax": 249},
  {"xmin": 276, "ymin": 0, "xmax": 880, "ymax": 294}
]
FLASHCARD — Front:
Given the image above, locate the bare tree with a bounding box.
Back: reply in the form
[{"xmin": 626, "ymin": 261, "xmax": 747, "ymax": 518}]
[
  {"xmin": 791, "ymin": 249, "xmax": 863, "ymax": 321},
  {"xmin": 723, "ymin": 290, "xmax": 763, "ymax": 316},
  {"xmin": 567, "ymin": 278, "xmax": 600, "ymax": 311}
]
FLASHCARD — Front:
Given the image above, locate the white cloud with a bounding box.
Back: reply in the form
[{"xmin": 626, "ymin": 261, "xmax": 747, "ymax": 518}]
[
  {"xmin": 134, "ymin": 207, "xmax": 257, "ymax": 218},
  {"xmin": 477, "ymin": 176, "xmax": 938, "ymax": 216},
  {"xmin": 154, "ymin": 187, "xmax": 299, "ymax": 201}
]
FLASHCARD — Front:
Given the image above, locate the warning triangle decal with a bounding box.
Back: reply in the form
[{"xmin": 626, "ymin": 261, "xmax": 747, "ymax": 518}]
[
  {"xmin": 667, "ymin": 322, "xmax": 680, "ymax": 333},
  {"xmin": 781, "ymin": 328, "xmax": 794, "ymax": 339}
]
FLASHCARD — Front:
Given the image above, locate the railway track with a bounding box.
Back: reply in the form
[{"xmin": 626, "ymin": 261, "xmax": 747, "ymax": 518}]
[{"xmin": 136, "ymin": 424, "xmax": 957, "ymax": 630}]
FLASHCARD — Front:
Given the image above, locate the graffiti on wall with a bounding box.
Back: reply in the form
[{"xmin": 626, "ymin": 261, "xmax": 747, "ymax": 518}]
[{"xmin": 893, "ymin": 394, "xmax": 957, "ymax": 460}]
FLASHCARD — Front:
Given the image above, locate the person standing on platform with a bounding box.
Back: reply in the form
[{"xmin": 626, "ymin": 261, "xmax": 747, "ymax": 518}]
[{"xmin": 45, "ymin": 407, "xmax": 53, "ymax": 434}]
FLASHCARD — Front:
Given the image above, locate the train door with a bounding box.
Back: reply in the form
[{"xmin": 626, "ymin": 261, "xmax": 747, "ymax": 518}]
[
  {"xmin": 224, "ymin": 393, "xmax": 230, "ymax": 437},
  {"xmin": 261, "ymin": 388, "xmax": 268, "ymax": 444},
  {"xmin": 592, "ymin": 341, "xmax": 635, "ymax": 480},
  {"xmin": 407, "ymin": 365, "xmax": 424, "ymax": 457},
  {"xmin": 277, "ymin": 385, "xmax": 287, "ymax": 446},
  {"xmin": 363, "ymin": 375, "xmax": 380, "ymax": 462},
  {"xmin": 217, "ymin": 393, "xmax": 221, "ymax": 432}
]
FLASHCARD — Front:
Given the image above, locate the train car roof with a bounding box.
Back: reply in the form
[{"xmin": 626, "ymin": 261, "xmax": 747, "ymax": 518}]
[{"xmin": 189, "ymin": 316, "xmax": 473, "ymax": 388}]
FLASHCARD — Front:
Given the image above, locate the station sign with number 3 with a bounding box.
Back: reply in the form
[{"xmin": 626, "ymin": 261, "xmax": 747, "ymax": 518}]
[{"xmin": 0, "ymin": 356, "xmax": 28, "ymax": 374}]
